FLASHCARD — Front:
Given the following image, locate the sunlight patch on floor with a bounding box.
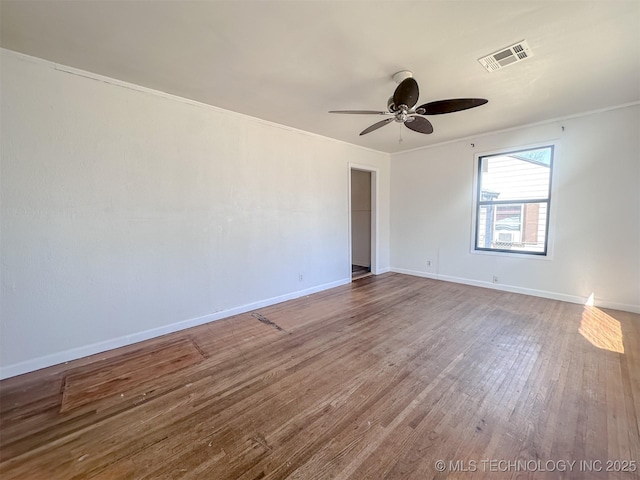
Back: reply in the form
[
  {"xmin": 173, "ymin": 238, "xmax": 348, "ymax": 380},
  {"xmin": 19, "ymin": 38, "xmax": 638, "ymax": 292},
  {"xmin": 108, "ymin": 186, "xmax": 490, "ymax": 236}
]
[{"xmin": 579, "ymin": 298, "xmax": 624, "ymax": 354}]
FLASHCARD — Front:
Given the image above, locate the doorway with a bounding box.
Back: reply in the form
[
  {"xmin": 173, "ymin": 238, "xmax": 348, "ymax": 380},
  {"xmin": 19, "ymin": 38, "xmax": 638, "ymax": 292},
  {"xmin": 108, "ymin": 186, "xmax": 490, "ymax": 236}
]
[{"xmin": 350, "ymin": 166, "xmax": 377, "ymax": 280}]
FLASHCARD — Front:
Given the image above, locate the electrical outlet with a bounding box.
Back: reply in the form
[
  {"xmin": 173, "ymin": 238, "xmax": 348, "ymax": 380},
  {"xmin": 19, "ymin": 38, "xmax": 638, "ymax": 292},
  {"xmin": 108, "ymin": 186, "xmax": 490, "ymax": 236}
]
[
  {"xmin": 427, "ymin": 260, "xmax": 432, "ymax": 267},
  {"xmin": 299, "ymin": 274, "xmax": 304, "ymax": 282},
  {"xmin": 492, "ymin": 276, "xmax": 499, "ymax": 284}
]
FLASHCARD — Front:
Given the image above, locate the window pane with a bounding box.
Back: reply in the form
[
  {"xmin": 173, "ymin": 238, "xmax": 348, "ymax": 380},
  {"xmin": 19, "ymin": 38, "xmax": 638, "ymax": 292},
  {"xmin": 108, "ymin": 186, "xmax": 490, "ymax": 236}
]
[
  {"xmin": 475, "ymin": 146, "xmax": 553, "ymax": 256},
  {"xmin": 479, "ymin": 147, "xmax": 552, "ymax": 202},
  {"xmin": 476, "ymin": 202, "xmax": 548, "ymax": 253}
]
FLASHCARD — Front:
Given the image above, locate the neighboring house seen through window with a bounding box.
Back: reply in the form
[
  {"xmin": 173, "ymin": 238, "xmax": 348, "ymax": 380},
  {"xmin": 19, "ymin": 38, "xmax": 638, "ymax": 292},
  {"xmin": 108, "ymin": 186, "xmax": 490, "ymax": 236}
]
[{"xmin": 475, "ymin": 146, "xmax": 554, "ymax": 255}]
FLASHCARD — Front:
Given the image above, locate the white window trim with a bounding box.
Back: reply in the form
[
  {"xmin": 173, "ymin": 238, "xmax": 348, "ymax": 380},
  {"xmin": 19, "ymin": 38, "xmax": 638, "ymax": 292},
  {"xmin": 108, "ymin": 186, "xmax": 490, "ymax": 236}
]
[{"xmin": 469, "ymin": 140, "xmax": 560, "ymax": 261}]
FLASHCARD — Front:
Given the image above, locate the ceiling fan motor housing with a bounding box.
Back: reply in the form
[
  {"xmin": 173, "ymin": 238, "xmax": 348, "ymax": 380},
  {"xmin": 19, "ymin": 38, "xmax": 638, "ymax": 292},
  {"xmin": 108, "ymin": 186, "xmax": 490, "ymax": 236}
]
[{"xmin": 392, "ymin": 70, "xmax": 413, "ymax": 84}]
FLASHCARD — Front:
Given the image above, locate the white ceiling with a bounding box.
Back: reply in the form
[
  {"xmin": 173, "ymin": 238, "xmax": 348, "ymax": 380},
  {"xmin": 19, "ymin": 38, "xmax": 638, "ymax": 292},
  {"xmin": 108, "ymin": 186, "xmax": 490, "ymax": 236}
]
[{"xmin": 2, "ymin": 1, "xmax": 639, "ymax": 153}]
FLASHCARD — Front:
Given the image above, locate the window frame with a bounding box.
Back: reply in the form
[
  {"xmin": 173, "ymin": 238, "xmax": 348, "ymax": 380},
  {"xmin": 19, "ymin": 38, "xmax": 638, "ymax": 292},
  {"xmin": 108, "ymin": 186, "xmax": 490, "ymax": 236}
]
[{"xmin": 471, "ymin": 143, "xmax": 556, "ymax": 257}]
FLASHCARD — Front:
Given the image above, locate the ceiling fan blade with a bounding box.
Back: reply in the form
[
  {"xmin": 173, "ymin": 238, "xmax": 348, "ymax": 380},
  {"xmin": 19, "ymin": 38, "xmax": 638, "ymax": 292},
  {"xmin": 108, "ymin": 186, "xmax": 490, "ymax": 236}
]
[
  {"xmin": 329, "ymin": 110, "xmax": 390, "ymax": 115},
  {"xmin": 417, "ymin": 98, "xmax": 488, "ymax": 115},
  {"xmin": 360, "ymin": 118, "xmax": 394, "ymax": 136},
  {"xmin": 393, "ymin": 78, "xmax": 419, "ymax": 109},
  {"xmin": 404, "ymin": 116, "xmax": 434, "ymax": 134}
]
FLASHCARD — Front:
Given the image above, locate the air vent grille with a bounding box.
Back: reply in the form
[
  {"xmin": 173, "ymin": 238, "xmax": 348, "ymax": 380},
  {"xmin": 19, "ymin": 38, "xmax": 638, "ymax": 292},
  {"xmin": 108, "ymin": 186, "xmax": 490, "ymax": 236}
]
[{"xmin": 479, "ymin": 40, "xmax": 533, "ymax": 72}]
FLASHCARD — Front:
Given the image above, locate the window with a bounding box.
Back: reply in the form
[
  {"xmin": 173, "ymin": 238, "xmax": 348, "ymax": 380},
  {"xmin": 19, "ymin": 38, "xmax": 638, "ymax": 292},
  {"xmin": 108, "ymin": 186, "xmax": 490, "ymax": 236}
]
[{"xmin": 474, "ymin": 145, "xmax": 553, "ymax": 255}]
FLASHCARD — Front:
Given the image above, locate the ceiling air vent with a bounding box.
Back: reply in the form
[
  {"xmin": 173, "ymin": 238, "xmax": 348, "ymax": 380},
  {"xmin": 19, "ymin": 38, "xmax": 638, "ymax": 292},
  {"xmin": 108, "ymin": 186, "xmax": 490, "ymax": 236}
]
[{"xmin": 478, "ymin": 40, "xmax": 533, "ymax": 72}]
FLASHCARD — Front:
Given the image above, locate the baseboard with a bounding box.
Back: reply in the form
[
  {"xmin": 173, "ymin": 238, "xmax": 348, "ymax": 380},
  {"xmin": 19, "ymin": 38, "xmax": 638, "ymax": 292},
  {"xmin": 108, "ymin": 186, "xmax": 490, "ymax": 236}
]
[
  {"xmin": 390, "ymin": 268, "xmax": 640, "ymax": 314},
  {"xmin": 391, "ymin": 268, "xmax": 439, "ymax": 281},
  {"xmin": 0, "ymin": 277, "xmax": 351, "ymax": 380},
  {"xmin": 591, "ymin": 299, "xmax": 640, "ymax": 314}
]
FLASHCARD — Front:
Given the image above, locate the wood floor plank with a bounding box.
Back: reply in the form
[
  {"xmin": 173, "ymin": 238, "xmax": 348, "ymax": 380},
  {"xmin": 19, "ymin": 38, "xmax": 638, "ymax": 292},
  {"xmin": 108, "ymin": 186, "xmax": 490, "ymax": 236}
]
[
  {"xmin": 61, "ymin": 338, "xmax": 205, "ymax": 412},
  {"xmin": 1, "ymin": 273, "xmax": 638, "ymax": 479}
]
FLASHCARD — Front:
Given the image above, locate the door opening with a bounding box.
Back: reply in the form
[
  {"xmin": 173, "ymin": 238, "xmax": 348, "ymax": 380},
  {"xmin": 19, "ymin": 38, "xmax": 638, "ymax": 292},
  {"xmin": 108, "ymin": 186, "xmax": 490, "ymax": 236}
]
[{"xmin": 350, "ymin": 168, "xmax": 373, "ymax": 280}]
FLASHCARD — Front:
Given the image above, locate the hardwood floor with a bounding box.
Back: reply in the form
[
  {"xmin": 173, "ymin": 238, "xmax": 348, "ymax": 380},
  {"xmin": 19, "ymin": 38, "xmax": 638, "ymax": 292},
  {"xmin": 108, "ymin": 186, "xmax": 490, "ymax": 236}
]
[
  {"xmin": 351, "ymin": 265, "xmax": 371, "ymax": 280},
  {"xmin": 1, "ymin": 273, "xmax": 638, "ymax": 479}
]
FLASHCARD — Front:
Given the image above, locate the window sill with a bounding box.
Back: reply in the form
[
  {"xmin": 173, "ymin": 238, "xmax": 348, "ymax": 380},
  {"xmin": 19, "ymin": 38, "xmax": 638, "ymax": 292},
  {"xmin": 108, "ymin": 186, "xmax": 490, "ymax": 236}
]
[{"xmin": 470, "ymin": 248, "xmax": 553, "ymax": 261}]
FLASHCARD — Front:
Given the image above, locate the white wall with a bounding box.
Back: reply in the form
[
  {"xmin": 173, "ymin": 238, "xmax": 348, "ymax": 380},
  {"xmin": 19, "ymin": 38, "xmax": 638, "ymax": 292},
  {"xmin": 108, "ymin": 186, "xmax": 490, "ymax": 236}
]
[
  {"xmin": 351, "ymin": 169, "xmax": 371, "ymax": 267},
  {"xmin": 3, "ymin": 47, "xmax": 637, "ymax": 380},
  {"xmin": 0, "ymin": 50, "xmax": 390, "ymax": 378},
  {"xmin": 391, "ymin": 105, "xmax": 640, "ymax": 313}
]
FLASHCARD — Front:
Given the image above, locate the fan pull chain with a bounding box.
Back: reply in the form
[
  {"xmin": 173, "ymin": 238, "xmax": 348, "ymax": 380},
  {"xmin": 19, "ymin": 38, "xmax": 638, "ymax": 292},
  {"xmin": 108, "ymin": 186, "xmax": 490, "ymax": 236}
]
[{"xmin": 399, "ymin": 124, "xmax": 403, "ymax": 144}]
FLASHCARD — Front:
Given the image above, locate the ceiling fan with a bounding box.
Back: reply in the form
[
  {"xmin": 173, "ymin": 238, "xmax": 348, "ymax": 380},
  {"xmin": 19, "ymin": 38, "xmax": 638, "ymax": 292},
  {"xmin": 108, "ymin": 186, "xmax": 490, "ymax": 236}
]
[{"xmin": 329, "ymin": 71, "xmax": 488, "ymax": 136}]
